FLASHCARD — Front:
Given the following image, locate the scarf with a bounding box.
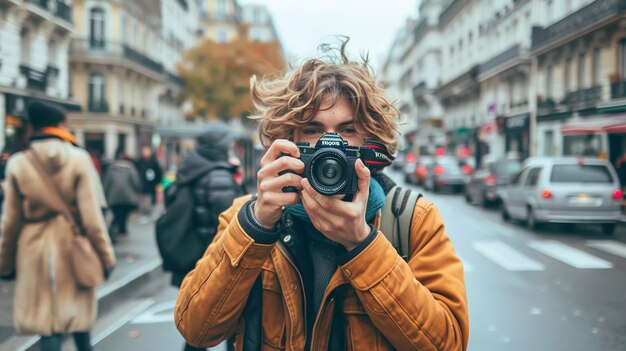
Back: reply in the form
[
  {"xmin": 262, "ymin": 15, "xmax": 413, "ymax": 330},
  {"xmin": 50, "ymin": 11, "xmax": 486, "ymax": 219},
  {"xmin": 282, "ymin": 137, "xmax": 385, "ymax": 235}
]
[
  {"xmin": 39, "ymin": 127, "xmax": 79, "ymax": 146},
  {"xmin": 285, "ymin": 178, "xmax": 386, "ymax": 224}
]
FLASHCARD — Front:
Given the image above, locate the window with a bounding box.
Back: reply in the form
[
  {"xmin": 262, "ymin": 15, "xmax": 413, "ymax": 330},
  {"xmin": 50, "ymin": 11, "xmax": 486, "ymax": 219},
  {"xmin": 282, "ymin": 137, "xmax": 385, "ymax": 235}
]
[
  {"xmin": 592, "ymin": 48, "xmax": 601, "ymax": 85},
  {"xmin": 216, "ymin": 30, "xmax": 228, "ymax": 43},
  {"xmin": 577, "ymin": 53, "xmax": 585, "ymax": 89},
  {"xmin": 89, "ymin": 73, "xmax": 106, "ymax": 112},
  {"xmin": 90, "ymin": 7, "xmax": 106, "ymax": 48},
  {"xmin": 20, "ymin": 27, "xmax": 31, "ymax": 64},
  {"xmin": 525, "ymin": 168, "xmax": 541, "ymax": 187},
  {"xmin": 121, "ymin": 14, "xmax": 127, "ymax": 43},
  {"xmin": 217, "ymin": 0, "xmax": 227, "ymax": 19},
  {"xmin": 544, "ymin": 130, "xmax": 554, "ymax": 156},
  {"xmin": 511, "ymin": 167, "xmax": 528, "ymax": 185},
  {"xmin": 546, "ymin": 65, "xmax": 553, "ymax": 98},
  {"xmin": 564, "ymin": 58, "xmax": 572, "ymax": 92},
  {"xmin": 550, "ymin": 165, "xmax": 613, "ymax": 183},
  {"xmin": 620, "ymin": 39, "xmax": 626, "ymax": 78}
]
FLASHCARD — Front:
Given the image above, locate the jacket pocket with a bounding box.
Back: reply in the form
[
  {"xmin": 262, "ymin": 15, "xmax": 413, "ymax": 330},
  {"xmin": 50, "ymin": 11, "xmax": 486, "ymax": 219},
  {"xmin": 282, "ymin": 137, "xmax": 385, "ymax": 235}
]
[
  {"xmin": 344, "ymin": 289, "xmax": 393, "ymax": 351},
  {"xmin": 261, "ymin": 268, "xmax": 285, "ymax": 350}
]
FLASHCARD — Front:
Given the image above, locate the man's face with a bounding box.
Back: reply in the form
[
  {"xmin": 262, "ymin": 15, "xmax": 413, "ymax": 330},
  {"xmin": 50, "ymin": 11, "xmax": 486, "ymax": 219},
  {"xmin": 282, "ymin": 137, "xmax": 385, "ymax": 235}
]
[
  {"xmin": 141, "ymin": 147, "xmax": 152, "ymax": 159},
  {"xmin": 293, "ymin": 96, "xmax": 366, "ymax": 147}
]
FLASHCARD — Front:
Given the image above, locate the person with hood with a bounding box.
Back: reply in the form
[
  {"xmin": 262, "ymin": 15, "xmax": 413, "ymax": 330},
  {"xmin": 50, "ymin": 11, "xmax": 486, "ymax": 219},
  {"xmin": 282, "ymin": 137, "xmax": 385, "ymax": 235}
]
[
  {"xmin": 103, "ymin": 150, "xmax": 141, "ymax": 243},
  {"xmin": 135, "ymin": 146, "xmax": 163, "ymax": 217},
  {"xmin": 161, "ymin": 122, "xmax": 241, "ymax": 351},
  {"xmin": 0, "ymin": 101, "xmax": 116, "ymax": 351}
]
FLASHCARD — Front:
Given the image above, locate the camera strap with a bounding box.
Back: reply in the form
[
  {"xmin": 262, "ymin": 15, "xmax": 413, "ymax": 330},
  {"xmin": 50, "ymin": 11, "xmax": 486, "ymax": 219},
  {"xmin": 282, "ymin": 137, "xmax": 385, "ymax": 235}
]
[{"xmin": 360, "ymin": 140, "xmax": 395, "ymax": 169}]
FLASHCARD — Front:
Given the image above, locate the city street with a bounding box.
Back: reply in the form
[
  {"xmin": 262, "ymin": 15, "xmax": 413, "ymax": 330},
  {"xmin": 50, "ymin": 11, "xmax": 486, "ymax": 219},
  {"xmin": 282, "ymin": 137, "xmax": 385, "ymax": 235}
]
[{"xmin": 48, "ymin": 169, "xmax": 626, "ymax": 351}]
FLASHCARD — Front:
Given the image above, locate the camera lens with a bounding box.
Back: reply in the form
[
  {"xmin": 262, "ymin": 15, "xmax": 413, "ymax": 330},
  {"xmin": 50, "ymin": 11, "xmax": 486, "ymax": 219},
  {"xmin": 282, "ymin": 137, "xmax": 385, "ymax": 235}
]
[{"xmin": 316, "ymin": 159, "xmax": 344, "ymax": 186}]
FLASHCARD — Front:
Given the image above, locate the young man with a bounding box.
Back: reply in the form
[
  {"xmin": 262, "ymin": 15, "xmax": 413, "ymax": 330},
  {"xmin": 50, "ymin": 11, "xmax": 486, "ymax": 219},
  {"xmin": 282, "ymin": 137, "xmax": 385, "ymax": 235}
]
[
  {"xmin": 175, "ymin": 43, "xmax": 469, "ymax": 351},
  {"xmin": 135, "ymin": 146, "xmax": 163, "ymax": 217}
]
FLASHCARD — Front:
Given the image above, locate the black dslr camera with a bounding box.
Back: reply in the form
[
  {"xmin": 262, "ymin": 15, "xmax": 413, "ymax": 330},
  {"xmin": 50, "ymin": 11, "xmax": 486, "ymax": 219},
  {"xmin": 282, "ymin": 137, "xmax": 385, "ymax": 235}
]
[{"xmin": 281, "ymin": 133, "xmax": 394, "ymax": 195}]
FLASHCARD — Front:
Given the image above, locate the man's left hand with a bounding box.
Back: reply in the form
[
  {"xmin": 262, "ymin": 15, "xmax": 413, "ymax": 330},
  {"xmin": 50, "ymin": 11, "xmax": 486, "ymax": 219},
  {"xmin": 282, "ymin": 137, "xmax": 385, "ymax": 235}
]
[{"xmin": 301, "ymin": 159, "xmax": 371, "ymax": 251}]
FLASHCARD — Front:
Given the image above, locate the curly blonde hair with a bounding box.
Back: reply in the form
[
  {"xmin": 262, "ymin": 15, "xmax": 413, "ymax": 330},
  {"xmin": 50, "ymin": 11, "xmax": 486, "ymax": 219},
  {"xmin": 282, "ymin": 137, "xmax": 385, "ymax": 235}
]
[{"xmin": 250, "ymin": 39, "xmax": 400, "ymax": 154}]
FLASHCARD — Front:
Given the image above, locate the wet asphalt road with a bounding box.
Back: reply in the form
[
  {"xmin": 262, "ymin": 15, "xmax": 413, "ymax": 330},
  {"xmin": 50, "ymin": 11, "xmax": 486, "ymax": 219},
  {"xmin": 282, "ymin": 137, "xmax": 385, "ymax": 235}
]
[{"xmin": 87, "ymin": 170, "xmax": 626, "ymax": 351}]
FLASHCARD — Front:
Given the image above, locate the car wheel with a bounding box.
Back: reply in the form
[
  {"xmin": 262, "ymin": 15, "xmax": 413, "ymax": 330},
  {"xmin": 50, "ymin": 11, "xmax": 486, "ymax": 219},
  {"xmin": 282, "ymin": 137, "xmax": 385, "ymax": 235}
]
[
  {"xmin": 480, "ymin": 191, "xmax": 490, "ymax": 208},
  {"xmin": 527, "ymin": 207, "xmax": 541, "ymax": 231},
  {"xmin": 501, "ymin": 205, "xmax": 511, "ymax": 222},
  {"xmin": 601, "ymin": 223, "xmax": 616, "ymax": 236}
]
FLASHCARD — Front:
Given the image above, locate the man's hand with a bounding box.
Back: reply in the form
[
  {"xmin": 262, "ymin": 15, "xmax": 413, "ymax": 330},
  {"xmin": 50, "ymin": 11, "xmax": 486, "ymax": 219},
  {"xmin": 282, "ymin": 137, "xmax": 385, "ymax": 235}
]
[
  {"xmin": 254, "ymin": 139, "xmax": 305, "ymax": 229},
  {"xmin": 301, "ymin": 159, "xmax": 371, "ymax": 251}
]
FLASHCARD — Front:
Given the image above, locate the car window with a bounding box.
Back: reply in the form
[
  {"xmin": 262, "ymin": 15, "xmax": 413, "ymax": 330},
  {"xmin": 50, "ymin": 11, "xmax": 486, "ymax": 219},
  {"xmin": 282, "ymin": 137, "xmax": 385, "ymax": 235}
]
[
  {"xmin": 496, "ymin": 160, "xmax": 522, "ymax": 177},
  {"xmin": 550, "ymin": 164, "xmax": 614, "ymax": 183},
  {"xmin": 524, "ymin": 167, "xmax": 541, "ymax": 187},
  {"xmin": 510, "ymin": 167, "xmax": 528, "ymax": 185}
]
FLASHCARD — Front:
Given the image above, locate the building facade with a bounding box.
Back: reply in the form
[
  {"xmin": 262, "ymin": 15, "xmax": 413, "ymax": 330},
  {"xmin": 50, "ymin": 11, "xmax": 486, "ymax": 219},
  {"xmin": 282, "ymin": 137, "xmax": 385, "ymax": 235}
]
[
  {"xmin": 69, "ymin": 0, "xmax": 197, "ymax": 161},
  {"xmin": 532, "ymin": 0, "xmax": 626, "ymax": 165},
  {"xmin": 384, "ymin": 0, "xmax": 626, "ymax": 168},
  {"xmin": 0, "ymin": 0, "xmax": 78, "ymax": 153},
  {"xmin": 198, "ymin": 0, "xmax": 241, "ymax": 43}
]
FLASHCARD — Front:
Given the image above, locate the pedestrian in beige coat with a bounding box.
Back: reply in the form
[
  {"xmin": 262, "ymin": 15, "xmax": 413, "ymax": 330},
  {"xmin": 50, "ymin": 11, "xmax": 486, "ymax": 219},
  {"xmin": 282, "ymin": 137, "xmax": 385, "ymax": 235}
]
[{"xmin": 0, "ymin": 101, "xmax": 116, "ymax": 351}]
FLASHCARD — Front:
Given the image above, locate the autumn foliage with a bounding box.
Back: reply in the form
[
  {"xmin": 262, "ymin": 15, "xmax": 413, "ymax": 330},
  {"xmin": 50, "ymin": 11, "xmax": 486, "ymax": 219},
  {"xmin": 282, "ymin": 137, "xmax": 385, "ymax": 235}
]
[{"xmin": 178, "ymin": 37, "xmax": 285, "ymax": 121}]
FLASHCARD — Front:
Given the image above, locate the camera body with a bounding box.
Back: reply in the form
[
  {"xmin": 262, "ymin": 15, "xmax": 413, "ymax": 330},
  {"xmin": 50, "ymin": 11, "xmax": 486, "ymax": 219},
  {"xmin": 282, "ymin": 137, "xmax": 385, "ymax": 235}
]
[{"xmin": 282, "ymin": 133, "xmax": 393, "ymax": 196}]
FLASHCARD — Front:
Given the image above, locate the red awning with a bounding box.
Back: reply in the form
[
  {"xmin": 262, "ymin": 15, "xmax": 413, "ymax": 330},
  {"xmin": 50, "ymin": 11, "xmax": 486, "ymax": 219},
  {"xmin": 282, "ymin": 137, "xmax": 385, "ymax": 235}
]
[{"xmin": 561, "ymin": 116, "xmax": 626, "ymax": 135}]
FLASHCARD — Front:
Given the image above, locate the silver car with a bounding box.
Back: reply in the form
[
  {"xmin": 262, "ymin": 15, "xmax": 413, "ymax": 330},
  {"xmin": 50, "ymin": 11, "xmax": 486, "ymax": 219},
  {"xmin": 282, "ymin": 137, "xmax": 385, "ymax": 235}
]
[{"xmin": 499, "ymin": 157, "xmax": 623, "ymax": 235}]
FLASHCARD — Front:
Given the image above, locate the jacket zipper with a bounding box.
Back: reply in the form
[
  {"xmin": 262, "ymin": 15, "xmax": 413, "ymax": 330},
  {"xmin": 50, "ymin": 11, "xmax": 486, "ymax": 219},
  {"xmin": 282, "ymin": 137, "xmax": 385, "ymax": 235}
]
[{"xmin": 277, "ymin": 243, "xmax": 308, "ymax": 349}]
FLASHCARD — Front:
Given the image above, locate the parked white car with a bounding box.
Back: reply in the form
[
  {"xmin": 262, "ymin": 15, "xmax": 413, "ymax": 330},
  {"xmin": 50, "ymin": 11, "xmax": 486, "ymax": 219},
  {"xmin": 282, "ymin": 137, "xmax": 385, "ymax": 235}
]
[{"xmin": 499, "ymin": 157, "xmax": 623, "ymax": 234}]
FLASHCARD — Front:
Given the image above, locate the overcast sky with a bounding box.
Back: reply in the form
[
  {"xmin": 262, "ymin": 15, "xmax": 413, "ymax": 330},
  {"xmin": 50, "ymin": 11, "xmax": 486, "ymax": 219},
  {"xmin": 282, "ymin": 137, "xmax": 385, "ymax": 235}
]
[{"xmin": 238, "ymin": 0, "xmax": 418, "ymax": 72}]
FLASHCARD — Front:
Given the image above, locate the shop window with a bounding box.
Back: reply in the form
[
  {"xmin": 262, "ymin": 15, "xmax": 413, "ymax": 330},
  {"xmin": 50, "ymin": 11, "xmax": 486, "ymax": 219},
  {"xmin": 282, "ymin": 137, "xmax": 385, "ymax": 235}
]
[
  {"xmin": 620, "ymin": 39, "xmax": 626, "ymax": 79},
  {"xmin": 89, "ymin": 72, "xmax": 106, "ymax": 112},
  {"xmin": 544, "ymin": 130, "xmax": 554, "ymax": 156},
  {"xmin": 592, "ymin": 48, "xmax": 600, "ymax": 85},
  {"xmin": 546, "ymin": 65, "xmax": 553, "ymax": 98},
  {"xmin": 577, "ymin": 53, "xmax": 585, "ymax": 89}
]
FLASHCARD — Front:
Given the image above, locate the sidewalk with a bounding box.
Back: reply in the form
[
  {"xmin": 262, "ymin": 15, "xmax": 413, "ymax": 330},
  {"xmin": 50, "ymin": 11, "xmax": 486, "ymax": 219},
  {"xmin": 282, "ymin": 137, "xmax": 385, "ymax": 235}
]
[{"xmin": 0, "ymin": 210, "xmax": 165, "ymax": 351}]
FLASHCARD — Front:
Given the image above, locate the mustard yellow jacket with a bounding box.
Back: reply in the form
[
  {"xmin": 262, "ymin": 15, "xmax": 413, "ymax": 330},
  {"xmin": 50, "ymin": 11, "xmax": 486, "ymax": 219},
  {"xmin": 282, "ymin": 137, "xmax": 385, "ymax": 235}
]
[{"xmin": 175, "ymin": 195, "xmax": 469, "ymax": 350}]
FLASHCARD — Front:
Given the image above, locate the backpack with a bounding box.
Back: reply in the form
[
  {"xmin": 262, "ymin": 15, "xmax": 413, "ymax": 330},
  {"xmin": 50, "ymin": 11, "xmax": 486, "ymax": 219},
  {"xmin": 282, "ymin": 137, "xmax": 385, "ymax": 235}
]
[
  {"xmin": 155, "ymin": 181, "xmax": 205, "ymax": 274},
  {"xmin": 380, "ymin": 185, "xmax": 422, "ymax": 261}
]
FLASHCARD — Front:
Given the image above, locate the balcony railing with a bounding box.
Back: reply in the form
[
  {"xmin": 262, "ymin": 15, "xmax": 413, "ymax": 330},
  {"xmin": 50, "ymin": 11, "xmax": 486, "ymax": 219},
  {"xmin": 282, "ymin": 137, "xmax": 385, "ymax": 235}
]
[
  {"xmin": 88, "ymin": 100, "xmax": 109, "ymax": 113},
  {"xmin": 71, "ymin": 39, "xmax": 164, "ymax": 76},
  {"xmin": 532, "ymin": 0, "xmax": 626, "ymax": 52},
  {"xmin": 25, "ymin": 0, "xmax": 49, "ymax": 9},
  {"xmin": 537, "ymin": 97, "xmax": 556, "ymax": 112},
  {"xmin": 19, "ymin": 64, "xmax": 47, "ymax": 92},
  {"xmin": 55, "ymin": 0, "xmax": 71, "ymax": 22},
  {"xmin": 479, "ymin": 45, "xmax": 522, "ymax": 76},
  {"xmin": 562, "ymin": 86, "xmax": 602, "ymax": 107},
  {"xmin": 610, "ymin": 80, "xmax": 626, "ymax": 100}
]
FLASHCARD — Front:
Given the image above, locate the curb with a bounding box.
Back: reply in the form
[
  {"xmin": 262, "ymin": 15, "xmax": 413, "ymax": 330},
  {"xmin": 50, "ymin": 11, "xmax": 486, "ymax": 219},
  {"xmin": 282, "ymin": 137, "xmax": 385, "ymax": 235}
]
[{"xmin": 0, "ymin": 259, "xmax": 163, "ymax": 351}]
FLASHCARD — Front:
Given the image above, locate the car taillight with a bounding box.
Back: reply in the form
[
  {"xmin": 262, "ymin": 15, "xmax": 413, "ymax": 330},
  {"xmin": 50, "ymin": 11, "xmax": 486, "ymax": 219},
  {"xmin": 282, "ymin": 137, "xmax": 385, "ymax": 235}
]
[
  {"xmin": 485, "ymin": 174, "xmax": 496, "ymax": 186},
  {"xmin": 462, "ymin": 164, "xmax": 473, "ymax": 175},
  {"xmin": 542, "ymin": 189, "xmax": 553, "ymax": 199},
  {"xmin": 406, "ymin": 153, "xmax": 415, "ymax": 163},
  {"xmin": 434, "ymin": 165, "xmax": 445, "ymax": 175},
  {"xmin": 234, "ymin": 170, "xmax": 243, "ymax": 184},
  {"xmin": 613, "ymin": 189, "xmax": 623, "ymax": 200}
]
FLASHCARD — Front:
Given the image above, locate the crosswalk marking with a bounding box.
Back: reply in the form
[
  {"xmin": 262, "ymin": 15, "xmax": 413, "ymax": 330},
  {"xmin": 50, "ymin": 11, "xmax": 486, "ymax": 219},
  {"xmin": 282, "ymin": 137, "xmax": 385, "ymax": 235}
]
[
  {"xmin": 586, "ymin": 240, "xmax": 626, "ymax": 259},
  {"xmin": 472, "ymin": 241, "xmax": 545, "ymax": 271},
  {"xmin": 528, "ymin": 241, "xmax": 613, "ymax": 269}
]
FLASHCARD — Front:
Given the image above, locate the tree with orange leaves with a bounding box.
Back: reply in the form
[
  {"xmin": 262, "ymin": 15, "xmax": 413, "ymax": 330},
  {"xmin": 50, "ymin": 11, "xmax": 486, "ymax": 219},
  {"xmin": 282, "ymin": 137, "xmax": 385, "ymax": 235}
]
[{"xmin": 178, "ymin": 36, "xmax": 285, "ymax": 121}]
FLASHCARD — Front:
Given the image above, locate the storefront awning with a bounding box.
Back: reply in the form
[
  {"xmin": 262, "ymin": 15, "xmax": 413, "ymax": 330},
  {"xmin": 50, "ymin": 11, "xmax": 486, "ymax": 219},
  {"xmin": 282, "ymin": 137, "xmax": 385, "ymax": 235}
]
[{"xmin": 560, "ymin": 116, "xmax": 626, "ymax": 135}]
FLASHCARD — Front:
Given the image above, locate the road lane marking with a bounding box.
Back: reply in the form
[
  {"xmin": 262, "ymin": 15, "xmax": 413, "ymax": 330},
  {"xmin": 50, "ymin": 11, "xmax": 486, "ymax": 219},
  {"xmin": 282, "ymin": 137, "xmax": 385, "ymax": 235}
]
[
  {"xmin": 528, "ymin": 241, "xmax": 613, "ymax": 269},
  {"xmin": 131, "ymin": 300, "xmax": 177, "ymax": 324},
  {"xmin": 472, "ymin": 241, "xmax": 545, "ymax": 271},
  {"xmin": 92, "ymin": 299, "xmax": 156, "ymax": 345},
  {"xmin": 586, "ymin": 240, "xmax": 626, "ymax": 259}
]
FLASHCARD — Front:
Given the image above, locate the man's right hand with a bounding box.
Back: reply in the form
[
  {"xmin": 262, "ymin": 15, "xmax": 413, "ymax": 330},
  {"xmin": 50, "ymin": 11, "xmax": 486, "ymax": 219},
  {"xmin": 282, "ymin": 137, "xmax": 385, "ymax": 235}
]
[{"xmin": 254, "ymin": 139, "xmax": 305, "ymax": 229}]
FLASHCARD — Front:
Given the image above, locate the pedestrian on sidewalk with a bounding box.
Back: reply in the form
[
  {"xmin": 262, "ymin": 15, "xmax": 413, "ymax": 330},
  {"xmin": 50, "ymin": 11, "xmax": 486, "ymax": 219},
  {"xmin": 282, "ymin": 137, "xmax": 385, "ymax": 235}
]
[
  {"xmin": 156, "ymin": 123, "xmax": 241, "ymax": 351},
  {"xmin": 175, "ymin": 39, "xmax": 468, "ymax": 351},
  {"xmin": 135, "ymin": 146, "xmax": 163, "ymax": 219},
  {"xmin": 103, "ymin": 150, "xmax": 141, "ymax": 243},
  {"xmin": 0, "ymin": 101, "xmax": 116, "ymax": 351}
]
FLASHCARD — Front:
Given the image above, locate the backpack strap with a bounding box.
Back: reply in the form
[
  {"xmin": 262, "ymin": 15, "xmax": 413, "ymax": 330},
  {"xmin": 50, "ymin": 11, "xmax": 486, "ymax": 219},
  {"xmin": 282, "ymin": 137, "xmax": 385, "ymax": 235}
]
[{"xmin": 380, "ymin": 185, "xmax": 422, "ymax": 261}]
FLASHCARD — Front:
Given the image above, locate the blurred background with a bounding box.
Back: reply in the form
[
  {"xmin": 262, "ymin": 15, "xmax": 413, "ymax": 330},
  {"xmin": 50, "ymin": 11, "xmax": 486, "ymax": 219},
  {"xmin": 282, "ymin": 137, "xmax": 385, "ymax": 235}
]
[{"xmin": 0, "ymin": 0, "xmax": 625, "ymax": 350}]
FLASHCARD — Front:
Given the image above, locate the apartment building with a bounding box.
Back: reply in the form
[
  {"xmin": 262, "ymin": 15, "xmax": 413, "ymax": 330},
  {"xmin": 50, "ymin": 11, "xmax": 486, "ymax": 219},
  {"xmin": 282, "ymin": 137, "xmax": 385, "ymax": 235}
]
[
  {"xmin": 532, "ymin": 0, "xmax": 626, "ymax": 164},
  {"xmin": 198, "ymin": 0, "xmax": 242, "ymax": 43},
  {"xmin": 68, "ymin": 0, "xmax": 197, "ymax": 160},
  {"xmin": 0, "ymin": 0, "xmax": 77, "ymax": 153}
]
